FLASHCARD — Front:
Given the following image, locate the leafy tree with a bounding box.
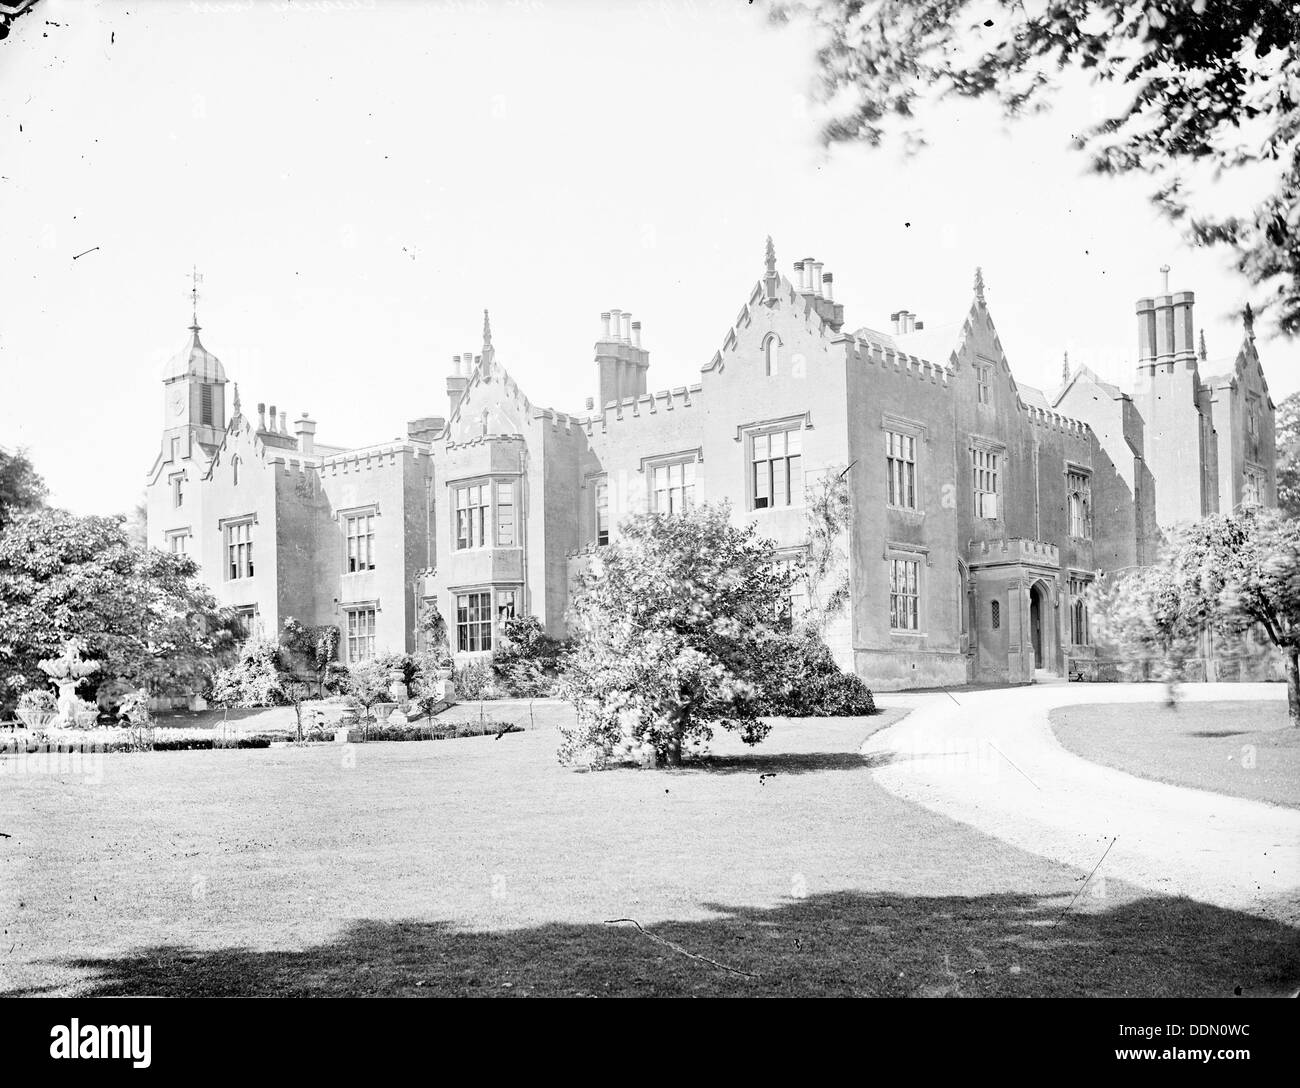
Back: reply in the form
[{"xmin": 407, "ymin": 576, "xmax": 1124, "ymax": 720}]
[
  {"xmin": 0, "ymin": 447, "xmax": 48, "ymax": 531},
  {"xmin": 772, "ymin": 0, "xmax": 1300, "ymax": 333},
  {"xmin": 280, "ymin": 617, "xmax": 342, "ymax": 696},
  {"xmin": 559, "ymin": 504, "xmax": 791, "ymax": 768},
  {"xmin": 344, "ymin": 658, "xmax": 393, "ymax": 739},
  {"xmin": 0, "ymin": 509, "xmax": 237, "ymax": 711},
  {"xmin": 1275, "ymin": 391, "xmax": 1300, "ymax": 519},
  {"xmin": 1175, "ymin": 506, "xmax": 1300, "ymax": 722},
  {"xmin": 1094, "ymin": 507, "xmax": 1300, "ymax": 720},
  {"xmin": 1091, "ymin": 559, "xmax": 1200, "ymax": 682}
]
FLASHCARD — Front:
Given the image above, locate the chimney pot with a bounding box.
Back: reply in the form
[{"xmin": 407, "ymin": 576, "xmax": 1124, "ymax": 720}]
[
  {"xmin": 601, "ymin": 312, "xmax": 611, "ymax": 340},
  {"xmin": 453, "ymin": 354, "xmax": 462, "ymax": 376},
  {"xmin": 631, "ymin": 320, "xmax": 642, "ymax": 348},
  {"xmin": 585, "ymin": 396, "xmax": 594, "ymax": 411},
  {"xmin": 811, "ymin": 261, "xmax": 824, "ymax": 296},
  {"xmin": 822, "ymin": 272, "xmax": 834, "ymax": 302},
  {"xmin": 279, "ymin": 410, "xmax": 288, "ymax": 434},
  {"xmin": 621, "ymin": 312, "xmax": 632, "ymax": 342},
  {"xmin": 803, "ymin": 258, "xmax": 816, "ymax": 294},
  {"xmin": 257, "ymin": 402, "xmax": 266, "ymax": 430},
  {"xmin": 268, "ymin": 404, "xmax": 276, "ymax": 430}
]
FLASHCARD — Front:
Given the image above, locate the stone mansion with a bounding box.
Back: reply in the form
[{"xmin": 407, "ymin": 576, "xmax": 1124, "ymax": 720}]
[{"xmin": 145, "ymin": 242, "xmax": 1277, "ymax": 690}]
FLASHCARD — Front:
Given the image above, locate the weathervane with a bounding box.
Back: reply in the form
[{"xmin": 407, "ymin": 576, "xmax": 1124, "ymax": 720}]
[{"xmin": 188, "ymin": 265, "xmax": 203, "ymax": 332}]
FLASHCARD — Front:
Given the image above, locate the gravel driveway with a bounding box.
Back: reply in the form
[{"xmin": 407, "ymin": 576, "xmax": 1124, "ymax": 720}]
[{"xmin": 865, "ymin": 682, "xmax": 1300, "ymax": 925}]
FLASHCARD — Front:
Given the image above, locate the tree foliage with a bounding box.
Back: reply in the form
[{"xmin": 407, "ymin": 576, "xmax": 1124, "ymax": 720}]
[
  {"xmin": 1275, "ymin": 391, "xmax": 1300, "ymax": 518},
  {"xmin": 1095, "ymin": 506, "xmax": 1300, "ymax": 720},
  {"xmin": 0, "ymin": 509, "xmax": 238, "ymax": 710},
  {"xmin": 559, "ymin": 505, "xmax": 791, "ymax": 768},
  {"xmin": 0, "ymin": 447, "xmax": 48, "ymax": 531},
  {"xmin": 773, "ymin": 0, "xmax": 1300, "ymax": 333}
]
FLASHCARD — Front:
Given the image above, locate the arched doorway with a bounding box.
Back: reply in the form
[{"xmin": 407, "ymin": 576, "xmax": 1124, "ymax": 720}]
[{"xmin": 1029, "ymin": 582, "xmax": 1047, "ymax": 670}]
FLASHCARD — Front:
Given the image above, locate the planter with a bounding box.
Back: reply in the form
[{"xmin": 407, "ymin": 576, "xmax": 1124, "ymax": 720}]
[
  {"xmin": 16, "ymin": 709, "xmax": 57, "ymax": 730},
  {"xmin": 339, "ymin": 707, "xmax": 359, "ymax": 726},
  {"xmin": 73, "ymin": 710, "xmax": 100, "ymax": 730}
]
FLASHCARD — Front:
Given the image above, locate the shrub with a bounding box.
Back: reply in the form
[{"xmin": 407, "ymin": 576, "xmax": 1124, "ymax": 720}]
[
  {"xmin": 492, "ymin": 615, "xmax": 569, "ymax": 697},
  {"xmin": 17, "ymin": 689, "xmax": 56, "ymax": 712},
  {"xmin": 210, "ymin": 640, "xmax": 286, "ymax": 708},
  {"xmin": 755, "ymin": 629, "xmax": 876, "ymax": 717},
  {"xmin": 454, "ymin": 659, "xmax": 501, "ymax": 700}
]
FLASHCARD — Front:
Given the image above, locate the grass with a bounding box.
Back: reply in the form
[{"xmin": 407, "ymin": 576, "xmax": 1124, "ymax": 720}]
[
  {"xmin": 1051, "ymin": 700, "xmax": 1300, "ymax": 809},
  {"xmin": 2, "ymin": 708, "xmax": 1296, "ymax": 998}
]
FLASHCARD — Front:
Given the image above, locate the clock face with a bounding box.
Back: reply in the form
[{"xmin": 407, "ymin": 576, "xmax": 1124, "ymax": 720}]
[{"xmin": 170, "ymin": 389, "xmax": 186, "ymax": 417}]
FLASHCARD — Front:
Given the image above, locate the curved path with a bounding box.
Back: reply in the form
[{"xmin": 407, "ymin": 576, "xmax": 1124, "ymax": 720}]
[{"xmin": 865, "ymin": 682, "xmax": 1300, "ymax": 924}]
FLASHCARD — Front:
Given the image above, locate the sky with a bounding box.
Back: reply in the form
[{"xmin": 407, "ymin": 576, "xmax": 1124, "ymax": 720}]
[{"xmin": 0, "ymin": 0, "xmax": 1293, "ymax": 516}]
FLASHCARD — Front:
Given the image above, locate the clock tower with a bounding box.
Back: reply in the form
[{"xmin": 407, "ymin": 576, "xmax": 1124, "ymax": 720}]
[{"xmin": 160, "ymin": 271, "xmax": 227, "ymax": 453}]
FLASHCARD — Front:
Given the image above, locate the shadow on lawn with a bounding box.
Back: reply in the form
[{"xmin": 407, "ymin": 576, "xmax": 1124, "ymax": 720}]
[
  {"xmin": 19, "ymin": 890, "xmax": 1300, "ymax": 998},
  {"xmin": 691, "ymin": 750, "xmax": 896, "ymax": 775}
]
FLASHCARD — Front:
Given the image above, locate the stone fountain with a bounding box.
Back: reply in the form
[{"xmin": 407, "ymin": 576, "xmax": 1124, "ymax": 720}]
[{"xmin": 37, "ymin": 637, "xmax": 101, "ymax": 728}]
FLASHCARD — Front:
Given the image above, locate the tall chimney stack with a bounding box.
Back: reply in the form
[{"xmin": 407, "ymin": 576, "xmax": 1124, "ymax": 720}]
[
  {"xmin": 447, "ymin": 355, "xmax": 469, "ymax": 416},
  {"xmin": 295, "ymin": 413, "xmax": 317, "ymax": 455}
]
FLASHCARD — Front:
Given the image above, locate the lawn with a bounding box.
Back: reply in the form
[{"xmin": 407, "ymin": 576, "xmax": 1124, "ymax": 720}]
[
  {"xmin": 2, "ymin": 708, "xmax": 1296, "ymax": 998},
  {"xmin": 1051, "ymin": 700, "xmax": 1300, "ymax": 809}
]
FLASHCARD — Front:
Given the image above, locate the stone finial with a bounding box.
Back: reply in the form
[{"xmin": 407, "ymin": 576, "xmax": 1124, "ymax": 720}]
[
  {"xmin": 764, "ymin": 235, "xmax": 776, "ymax": 275},
  {"xmin": 232, "ymin": 382, "xmax": 241, "ymax": 417},
  {"xmin": 1198, "ymin": 328, "xmax": 1207, "ymax": 361},
  {"xmin": 480, "ymin": 308, "xmax": 495, "ymax": 372},
  {"xmin": 1160, "ymin": 264, "xmax": 1171, "ymax": 293},
  {"xmin": 1062, "ymin": 350, "xmax": 1069, "ymax": 386},
  {"xmin": 1244, "ymin": 303, "xmax": 1255, "ymax": 340},
  {"xmin": 974, "ymin": 266, "xmax": 986, "ymax": 305}
]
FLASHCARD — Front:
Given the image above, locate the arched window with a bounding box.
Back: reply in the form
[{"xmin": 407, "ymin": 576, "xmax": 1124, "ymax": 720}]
[
  {"xmin": 991, "ymin": 600, "xmax": 1000, "ymax": 629},
  {"xmin": 957, "ymin": 562, "xmax": 969, "ymax": 636},
  {"xmin": 762, "ymin": 334, "xmax": 780, "ymax": 377}
]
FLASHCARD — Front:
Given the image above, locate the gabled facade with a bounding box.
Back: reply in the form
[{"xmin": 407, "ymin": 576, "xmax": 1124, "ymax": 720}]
[{"xmin": 145, "ymin": 241, "xmax": 1279, "ymax": 689}]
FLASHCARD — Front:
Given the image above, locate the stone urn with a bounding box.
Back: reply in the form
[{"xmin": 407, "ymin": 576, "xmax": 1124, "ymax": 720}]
[{"xmin": 388, "ymin": 670, "xmax": 409, "ymax": 704}]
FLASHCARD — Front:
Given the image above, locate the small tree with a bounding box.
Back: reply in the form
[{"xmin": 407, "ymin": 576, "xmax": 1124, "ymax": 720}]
[
  {"xmin": 345, "ymin": 659, "xmax": 392, "ymax": 739},
  {"xmin": 1176, "ymin": 507, "xmax": 1300, "ymax": 724},
  {"xmin": 1094, "ymin": 507, "xmax": 1300, "ymax": 722},
  {"xmin": 559, "ymin": 504, "xmax": 790, "ymax": 768},
  {"xmin": 1092, "ymin": 560, "xmax": 1200, "ymax": 684}
]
